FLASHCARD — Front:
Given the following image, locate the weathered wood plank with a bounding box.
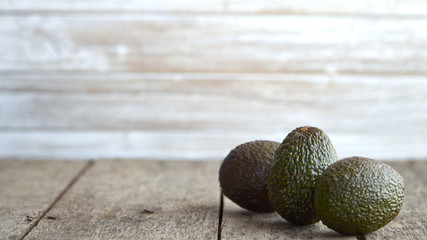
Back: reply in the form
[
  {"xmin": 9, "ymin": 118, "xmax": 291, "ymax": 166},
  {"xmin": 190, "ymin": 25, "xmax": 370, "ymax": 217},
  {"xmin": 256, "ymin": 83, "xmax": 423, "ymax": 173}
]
[
  {"xmin": 24, "ymin": 160, "xmax": 221, "ymax": 239},
  {"xmin": 0, "ymin": 160, "xmax": 87, "ymax": 240},
  {"xmin": 1, "ymin": 73, "xmax": 426, "ymax": 134},
  {"xmin": 1, "ymin": 130, "xmax": 427, "ymax": 162},
  {"xmin": 1, "ymin": 73, "xmax": 427, "ymax": 160},
  {"xmin": 2, "ymin": 0, "xmax": 427, "ymax": 15},
  {"xmin": 1, "ymin": 14, "xmax": 427, "ymax": 74},
  {"xmin": 0, "ymin": 130, "xmax": 426, "ymax": 166},
  {"xmin": 221, "ymin": 160, "xmax": 427, "ymax": 239}
]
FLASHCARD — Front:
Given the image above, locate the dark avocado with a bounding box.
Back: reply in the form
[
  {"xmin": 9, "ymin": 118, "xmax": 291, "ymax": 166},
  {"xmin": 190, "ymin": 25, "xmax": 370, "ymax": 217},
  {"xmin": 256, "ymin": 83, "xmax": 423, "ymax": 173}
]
[
  {"xmin": 314, "ymin": 156, "xmax": 405, "ymax": 235},
  {"xmin": 268, "ymin": 126, "xmax": 338, "ymax": 225},
  {"xmin": 219, "ymin": 140, "xmax": 280, "ymax": 212}
]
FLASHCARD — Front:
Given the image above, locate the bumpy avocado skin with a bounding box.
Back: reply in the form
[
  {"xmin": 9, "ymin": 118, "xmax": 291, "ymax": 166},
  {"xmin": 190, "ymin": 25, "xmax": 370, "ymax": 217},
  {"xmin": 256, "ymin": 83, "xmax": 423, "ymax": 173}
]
[
  {"xmin": 219, "ymin": 140, "xmax": 280, "ymax": 212},
  {"xmin": 314, "ymin": 156, "xmax": 405, "ymax": 235},
  {"xmin": 268, "ymin": 126, "xmax": 338, "ymax": 225}
]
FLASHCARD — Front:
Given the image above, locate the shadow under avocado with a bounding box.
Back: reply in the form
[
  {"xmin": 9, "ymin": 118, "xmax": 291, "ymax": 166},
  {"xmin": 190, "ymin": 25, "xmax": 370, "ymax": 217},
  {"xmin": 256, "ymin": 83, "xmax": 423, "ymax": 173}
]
[{"xmin": 223, "ymin": 209, "xmax": 348, "ymax": 239}]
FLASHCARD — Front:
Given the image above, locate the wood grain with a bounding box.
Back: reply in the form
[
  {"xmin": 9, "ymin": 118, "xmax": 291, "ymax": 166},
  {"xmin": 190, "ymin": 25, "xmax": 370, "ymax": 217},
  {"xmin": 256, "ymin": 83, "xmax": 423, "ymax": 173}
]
[
  {"xmin": 220, "ymin": 161, "xmax": 427, "ymax": 239},
  {"xmin": 1, "ymin": 73, "xmax": 427, "ymax": 160},
  {"xmin": 2, "ymin": 130, "xmax": 427, "ymax": 161},
  {"xmin": 2, "ymin": 73, "xmax": 426, "ymax": 133},
  {"xmin": 24, "ymin": 160, "xmax": 221, "ymax": 240},
  {"xmin": 1, "ymin": 1, "xmax": 427, "ymax": 161},
  {"xmin": 2, "ymin": 0, "xmax": 427, "ymax": 15},
  {"xmin": 0, "ymin": 160, "xmax": 425, "ymax": 239},
  {"xmin": 2, "ymin": 14, "xmax": 427, "ymax": 74},
  {"xmin": 0, "ymin": 160, "xmax": 87, "ymax": 240}
]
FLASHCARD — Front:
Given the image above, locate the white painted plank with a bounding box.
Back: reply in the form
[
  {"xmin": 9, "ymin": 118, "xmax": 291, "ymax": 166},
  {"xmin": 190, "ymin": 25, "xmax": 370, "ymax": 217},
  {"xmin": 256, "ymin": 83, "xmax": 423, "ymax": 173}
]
[
  {"xmin": 2, "ymin": 0, "xmax": 427, "ymax": 15},
  {"xmin": 1, "ymin": 14, "xmax": 427, "ymax": 73},
  {"xmin": 1, "ymin": 73, "xmax": 427, "ymax": 160},
  {"xmin": 0, "ymin": 131, "xmax": 426, "ymax": 161},
  {"xmin": 1, "ymin": 73, "xmax": 426, "ymax": 135},
  {"xmin": 0, "ymin": 73, "xmax": 427, "ymax": 159}
]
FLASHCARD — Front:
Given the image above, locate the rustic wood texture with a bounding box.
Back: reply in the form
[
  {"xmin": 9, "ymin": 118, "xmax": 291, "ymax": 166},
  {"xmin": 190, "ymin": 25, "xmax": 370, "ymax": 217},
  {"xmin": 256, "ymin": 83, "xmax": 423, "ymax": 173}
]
[
  {"xmin": 2, "ymin": 131, "xmax": 427, "ymax": 162},
  {"xmin": 2, "ymin": 73, "xmax": 427, "ymax": 132},
  {"xmin": 1, "ymin": 1, "xmax": 427, "ymax": 161},
  {"xmin": 220, "ymin": 160, "xmax": 427, "ymax": 239},
  {"xmin": 0, "ymin": 160, "xmax": 425, "ymax": 239},
  {"xmin": 2, "ymin": 14, "xmax": 427, "ymax": 74},
  {"xmin": 1, "ymin": 73, "xmax": 427, "ymax": 160},
  {"xmin": 2, "ymin": 0, "xmax": 427, "ymax": 15},
  {"xmin": 24, "ymin": 160, "xmax": 221, "ymax": 240},
  {"xmin": 0, "ymin": 160, "xmax": 87, "ymax": 240}
]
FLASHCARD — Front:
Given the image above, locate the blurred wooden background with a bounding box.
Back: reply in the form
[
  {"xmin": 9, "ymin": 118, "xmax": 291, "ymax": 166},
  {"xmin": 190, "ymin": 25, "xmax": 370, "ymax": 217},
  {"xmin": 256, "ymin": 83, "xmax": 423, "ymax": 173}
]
[{"xmin": 1, "ymin": 1, "xmax": 427, "ymax": 161}]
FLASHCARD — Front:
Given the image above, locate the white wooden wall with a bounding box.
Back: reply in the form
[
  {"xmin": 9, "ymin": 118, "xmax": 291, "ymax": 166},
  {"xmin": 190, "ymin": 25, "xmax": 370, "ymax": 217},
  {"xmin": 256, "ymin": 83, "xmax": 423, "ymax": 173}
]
[{"xmin": 1, "ymin": 1, "xmax": 427, "ymax": 161}]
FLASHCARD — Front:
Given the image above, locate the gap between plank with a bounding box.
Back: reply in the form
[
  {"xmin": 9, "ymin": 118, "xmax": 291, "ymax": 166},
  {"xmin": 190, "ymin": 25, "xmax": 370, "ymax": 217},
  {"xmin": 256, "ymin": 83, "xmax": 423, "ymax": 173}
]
[
  {"xmin": 217, "ymin": 189, "xmax": 224, "ymax": 240},
  {"xmin": 356, "ymin": 235, "xmax": 366, "ymax": 240},
  {"xmin": 16, "ymin": 160, "xmax": 95, "ymax": 240},
  {"xmin": 1, "ymin": 10, "xmax": 427, "ymax": 19}
]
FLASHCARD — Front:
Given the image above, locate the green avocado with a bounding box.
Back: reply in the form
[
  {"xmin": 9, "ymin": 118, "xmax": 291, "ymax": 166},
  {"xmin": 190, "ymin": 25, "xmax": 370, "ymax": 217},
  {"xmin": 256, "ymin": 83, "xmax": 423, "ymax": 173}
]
[
  {"xmin": 314, "ymin": 156, "xmax": 404, "ymax": 235},
  {"xmin": 219, "ymin": 140, "xmax": 280, "ymax": 212},
  {"xmin": 267, "ymin": 126, "xmax": 338, "ymax": 225}
]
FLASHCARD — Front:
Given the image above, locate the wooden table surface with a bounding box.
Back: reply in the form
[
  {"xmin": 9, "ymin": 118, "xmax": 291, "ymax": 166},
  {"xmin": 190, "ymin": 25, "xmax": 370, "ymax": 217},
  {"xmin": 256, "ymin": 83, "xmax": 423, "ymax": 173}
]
[{"xmin": 0, "ymin": 159, "xmax": 426, "ymax": 240}]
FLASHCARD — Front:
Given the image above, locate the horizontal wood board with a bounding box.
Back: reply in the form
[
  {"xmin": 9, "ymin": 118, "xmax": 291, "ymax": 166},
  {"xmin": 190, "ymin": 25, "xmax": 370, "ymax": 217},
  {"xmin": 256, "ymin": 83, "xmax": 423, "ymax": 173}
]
[
  {"xmin": 1, "ymin": 73, "xmax": 427, "ymax": 160},
  {"xmin": 2, "ymin": 14, "xmax": 427, "ymax": 74},
  {"xmin": 2, "ymin": 0, "xmax": 427, "ymax": 15},
  {"xmin": 2, "ymin": 73, "xmax": 426, "ymax": 132},
  {"xmin": 2, "ymin": 131, "xmax": 427, "ymax": 162}
]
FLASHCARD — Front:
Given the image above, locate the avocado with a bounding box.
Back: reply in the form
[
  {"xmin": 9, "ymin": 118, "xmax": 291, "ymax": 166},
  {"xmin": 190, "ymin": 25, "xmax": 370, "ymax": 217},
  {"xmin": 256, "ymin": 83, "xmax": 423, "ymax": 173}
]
[
  {"xmin": 219, "ymin": 140, "xmax": 280, "ymax": 212},
  {"xmin": 267, "ymin": 126, "xmax": 338, "ymax": 225},
  {"xmin": 314, "ymin": 156, "xmax": 404, "ymax": 235}
]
